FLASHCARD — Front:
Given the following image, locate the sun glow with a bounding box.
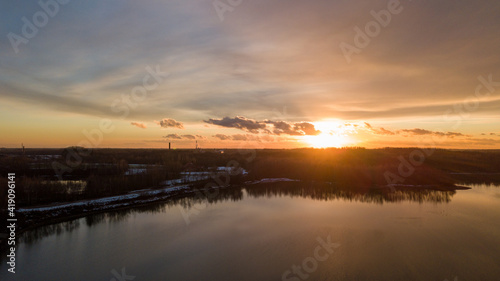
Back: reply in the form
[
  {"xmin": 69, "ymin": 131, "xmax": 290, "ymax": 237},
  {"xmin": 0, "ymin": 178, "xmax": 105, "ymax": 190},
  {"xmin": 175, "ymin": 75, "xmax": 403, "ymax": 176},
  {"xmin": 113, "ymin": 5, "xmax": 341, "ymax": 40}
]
[
  {"xmin": 305, "ymin": 133, "xmax": 351, "ymax": 148},
  {"xmin": 304, "ymin": 121, "xmax": 356, "ymax": 148}
]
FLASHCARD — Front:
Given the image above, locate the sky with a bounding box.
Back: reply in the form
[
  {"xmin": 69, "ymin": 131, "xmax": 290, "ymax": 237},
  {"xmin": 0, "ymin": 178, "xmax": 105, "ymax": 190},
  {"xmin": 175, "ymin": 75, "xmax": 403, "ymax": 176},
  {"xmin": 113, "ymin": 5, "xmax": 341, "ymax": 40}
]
[{"xmin": 1, "ymin": 0, "xmax": 499, "ymax": 149}]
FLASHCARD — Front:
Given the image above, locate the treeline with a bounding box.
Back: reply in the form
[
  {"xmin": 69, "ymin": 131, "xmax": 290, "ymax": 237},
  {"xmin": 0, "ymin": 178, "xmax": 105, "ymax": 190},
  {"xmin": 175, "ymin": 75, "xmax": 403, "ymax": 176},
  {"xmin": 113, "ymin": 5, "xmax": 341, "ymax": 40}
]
[
  {"xmin": 246, "ymin": 149, "xmax": 455, "ymax": 188},
  {"xmin": 2, "ymin": 168, "xmax": 169, "ymax": 207},
  {"xmin": 85, "ymin": 168, "xmax": 167, "ymax": 198},
  {"xmin": 0, "ymin": 148, "xmax": 252, "ymax": 177},
  {"xmin": 1, "ymin": 147, "xmax": 500, "ymax": 208},
  {"xmin": 245, "ymin": 148, "xmax": 500, "ymax": 186}
]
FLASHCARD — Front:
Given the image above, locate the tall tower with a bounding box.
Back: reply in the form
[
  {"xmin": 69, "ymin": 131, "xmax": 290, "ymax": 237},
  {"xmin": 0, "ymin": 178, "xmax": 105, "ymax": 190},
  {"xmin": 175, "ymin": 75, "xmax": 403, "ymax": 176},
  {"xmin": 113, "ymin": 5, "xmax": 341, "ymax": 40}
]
[
  {"xmin": 196, "ymin": 140, "xmax": 198, "ymax": 150},
  {"xmin": 169, "ymin": 142, "xmax": 171, "ymax": 150}
]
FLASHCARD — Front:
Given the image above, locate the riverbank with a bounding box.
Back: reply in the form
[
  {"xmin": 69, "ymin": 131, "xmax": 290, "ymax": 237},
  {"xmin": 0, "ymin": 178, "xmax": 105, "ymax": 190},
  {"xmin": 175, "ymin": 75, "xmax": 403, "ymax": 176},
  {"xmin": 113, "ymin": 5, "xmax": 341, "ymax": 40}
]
[{"xmin": 1, "ymin": 177, "xmax": 474, "ymax": 255}]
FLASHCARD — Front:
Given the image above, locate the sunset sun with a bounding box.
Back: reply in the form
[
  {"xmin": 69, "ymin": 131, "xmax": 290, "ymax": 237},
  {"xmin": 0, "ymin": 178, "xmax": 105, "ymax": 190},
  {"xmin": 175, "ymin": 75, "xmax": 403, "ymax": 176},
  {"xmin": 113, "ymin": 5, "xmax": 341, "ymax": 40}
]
[
  {"xmin": 305, "ymin": 132, "xmax": 351, "ymax": 148},
  {"xmin": 304, "ymin": 121, "xmax": 354, "ymax": 148}
]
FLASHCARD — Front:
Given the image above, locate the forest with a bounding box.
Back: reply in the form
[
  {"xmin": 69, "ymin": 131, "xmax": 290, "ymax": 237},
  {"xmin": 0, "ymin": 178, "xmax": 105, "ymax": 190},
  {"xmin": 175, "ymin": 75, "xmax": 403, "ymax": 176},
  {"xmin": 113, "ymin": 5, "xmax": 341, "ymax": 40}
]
[{"xmin": 1, "ymin": 147, "xmax": 500, "ymax": 208}]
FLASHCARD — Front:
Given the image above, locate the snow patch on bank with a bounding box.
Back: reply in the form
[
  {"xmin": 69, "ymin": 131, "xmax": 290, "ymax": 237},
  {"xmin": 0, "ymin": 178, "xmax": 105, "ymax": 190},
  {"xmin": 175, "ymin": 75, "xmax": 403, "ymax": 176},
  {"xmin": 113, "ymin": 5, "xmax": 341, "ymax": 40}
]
[
  {"xmin": 245, "ymin": 178, "xmax": 300, "ymax": 185},
  {"xmin": 18, "ymin": 185, "xmax": 191, "ymax": 213},
  {"xmin": 18, "ymin": 166, "xmax": 248, "ymax": 214},
  {"xmin": 160, "ymin": 167, "xmax": 248, "ymax": 186}
]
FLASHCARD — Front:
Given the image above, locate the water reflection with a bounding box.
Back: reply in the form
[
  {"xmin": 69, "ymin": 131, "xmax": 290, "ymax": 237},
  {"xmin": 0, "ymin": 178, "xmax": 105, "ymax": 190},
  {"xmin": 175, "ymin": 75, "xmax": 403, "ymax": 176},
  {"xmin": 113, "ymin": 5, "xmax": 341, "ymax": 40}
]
[
  {"xmin": 243, "ymin": 181, "xmax": 456, "ymax": 204},
  {"xmin": 17, "ymin": 182, "xmax": 455, "ymax": 246},
  {"xmin": 2, "ymin": 184, "xmax": 499, "ymax": 281},
  {"xmin": 19, "ymin": 220, "xmax": 81, "ymax": 247},
  {"xmin": 19, "ymin": 204, "xmax": 170, "ymax": 246}
]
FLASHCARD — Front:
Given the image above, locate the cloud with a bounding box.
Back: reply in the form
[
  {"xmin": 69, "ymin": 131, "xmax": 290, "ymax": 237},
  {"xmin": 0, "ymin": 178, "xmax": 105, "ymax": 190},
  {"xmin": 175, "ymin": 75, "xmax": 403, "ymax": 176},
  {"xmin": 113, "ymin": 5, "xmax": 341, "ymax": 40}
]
[
  {"xmin": 294, "ymin": 122, "xmax": 321, "ymax": 136},
  {"xmin": 164, "ymin": 134, "xmax": 205, "ymax": 140},
  {"xmin": 131, "ymin": 122, "xmax": 147, "ymax": 129},
  {"xmin": 400, "ymin": 129, "xmax": 470, "ymax": 138},
  {"xmin": 213, "ymin": 134, "xmax": 232, "ymax": 140},
  {"xmin": 182, "ymin": 135, "xmax": 196, "ymax": 140},
  {"xmin": 364, "ymin": 123, "xmax": 470, "ymax": 138},
  {"xmin": 265, "ymin": 121, "xmax": 320, "ymax": 136},
  {"xmin": 1, "ymin": 0, "xmax": 499, "ymax": 149},
  {"xmin": 400, "ymin": 128, "xmax": 435, "ymax": 136},
  {"xmin": 463, "ymin": 138, "xmax": 500, "ymax": 146},
  {"xmin": 164, "ymin": 134, "xmax": 182, "ymax": 140},
  {"xmin": 1, "ymin": 0, "xmax": 499, "ymax": 127},
  {"xmin": 265, "ymin": 121, "xmax": 301, "ymax": 135},
  {"xmin": 231, "ymin": 134, "xmax": 261, "ymax": 141},
  {"xmin": 437, "ymin": 132, "xmax": 469, "ymax": 138},
  {"xmin": 364, "ymin": 122, "xmax": 395, "ymax": 135},
  {"xmin": 205, "ymin": 116, "xmax": 266, "ymax": 133},
  {"xmin": 213, "ymin": 133, "xmax": 275, "ymax": 142},
  {"xmin": 206, "ymin": 116, "xmax": 321, "ymax": 136},
  {"xmin": 156, "ymin": 118, "xmax": 184, "ymax": 129}
]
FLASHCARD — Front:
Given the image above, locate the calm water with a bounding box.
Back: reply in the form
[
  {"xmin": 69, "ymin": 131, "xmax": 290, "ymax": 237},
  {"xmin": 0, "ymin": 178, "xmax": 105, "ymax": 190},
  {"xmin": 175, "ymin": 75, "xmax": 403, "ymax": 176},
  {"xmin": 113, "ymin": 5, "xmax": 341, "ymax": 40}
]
[{"xmin": 2, "ymin": 183, "xmax": 500, "ymax": 281}]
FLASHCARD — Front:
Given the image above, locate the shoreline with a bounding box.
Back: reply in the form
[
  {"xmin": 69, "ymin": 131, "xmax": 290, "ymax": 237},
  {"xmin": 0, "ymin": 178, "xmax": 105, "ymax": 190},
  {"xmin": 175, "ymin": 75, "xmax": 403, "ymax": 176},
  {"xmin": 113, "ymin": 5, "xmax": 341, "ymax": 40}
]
[
  {"xmin": 2, "ymin": 180, "xmax": 473, "ymax": 250},
  {"xmin": 1, "ymin": 173, "xmax": 488, "ymax": 259},
  {"xmin": 0, "ymin": 182, "xmax": 216, "ymax": 254}
]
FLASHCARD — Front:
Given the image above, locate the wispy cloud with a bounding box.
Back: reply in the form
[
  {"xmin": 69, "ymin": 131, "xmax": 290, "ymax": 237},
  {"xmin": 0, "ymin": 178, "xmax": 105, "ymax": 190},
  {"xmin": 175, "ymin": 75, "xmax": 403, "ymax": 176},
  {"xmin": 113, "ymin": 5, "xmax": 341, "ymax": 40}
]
[
  {"xmin": 400, "ymin": 129, "xmax": 470, "ymax": 138},
  {"xmin": 156, "ymin": 118, "xmax": 184, "ymax": 129},
  {"xmin": 164, "ymin": 134, "xmax": 204, "ymax": 140},
  {"xmin": 364, "ymin": 123, "xmax": 471, "ymax": 138},
  {"xmin": 364, "ymin": 122, "xmax": 395, "ymax": 135},
  {"xmin": 1, "ymin": 0, "xmax": 499, "ymax": 148},
  {"xmin": 2, "ymin": 0, "xmax": 499, "ymax": 123},
  {"xmin": 213, "ymin": 133, "xmax": 275, "ymax": 142},
  {"xmin": 164, "ymin": 134, "xmax": 183, "ymax": 140},
  {"xmin": 131, "ymin": 122, "xmax": 147, "ymax": 129},
  {"xmin": 213, "ymin": 134, "xmax": 232, "ymax": 141}
]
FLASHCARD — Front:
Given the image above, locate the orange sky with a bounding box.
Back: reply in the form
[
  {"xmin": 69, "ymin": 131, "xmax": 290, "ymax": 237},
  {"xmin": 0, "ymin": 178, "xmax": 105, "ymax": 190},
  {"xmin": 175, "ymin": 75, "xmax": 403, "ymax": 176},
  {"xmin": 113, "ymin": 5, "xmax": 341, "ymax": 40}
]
[{"xmin": 1, "ymin": 0, "xmax": 499, "ymax": 149}]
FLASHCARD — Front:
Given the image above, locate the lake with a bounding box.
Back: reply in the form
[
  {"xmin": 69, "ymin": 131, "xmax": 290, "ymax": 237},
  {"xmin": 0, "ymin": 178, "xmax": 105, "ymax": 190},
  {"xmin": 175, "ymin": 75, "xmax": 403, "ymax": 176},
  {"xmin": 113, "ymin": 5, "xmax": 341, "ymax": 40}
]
[{"xmin": 1, "ymin": 182, "xmax": 499, "ymax": 281}]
